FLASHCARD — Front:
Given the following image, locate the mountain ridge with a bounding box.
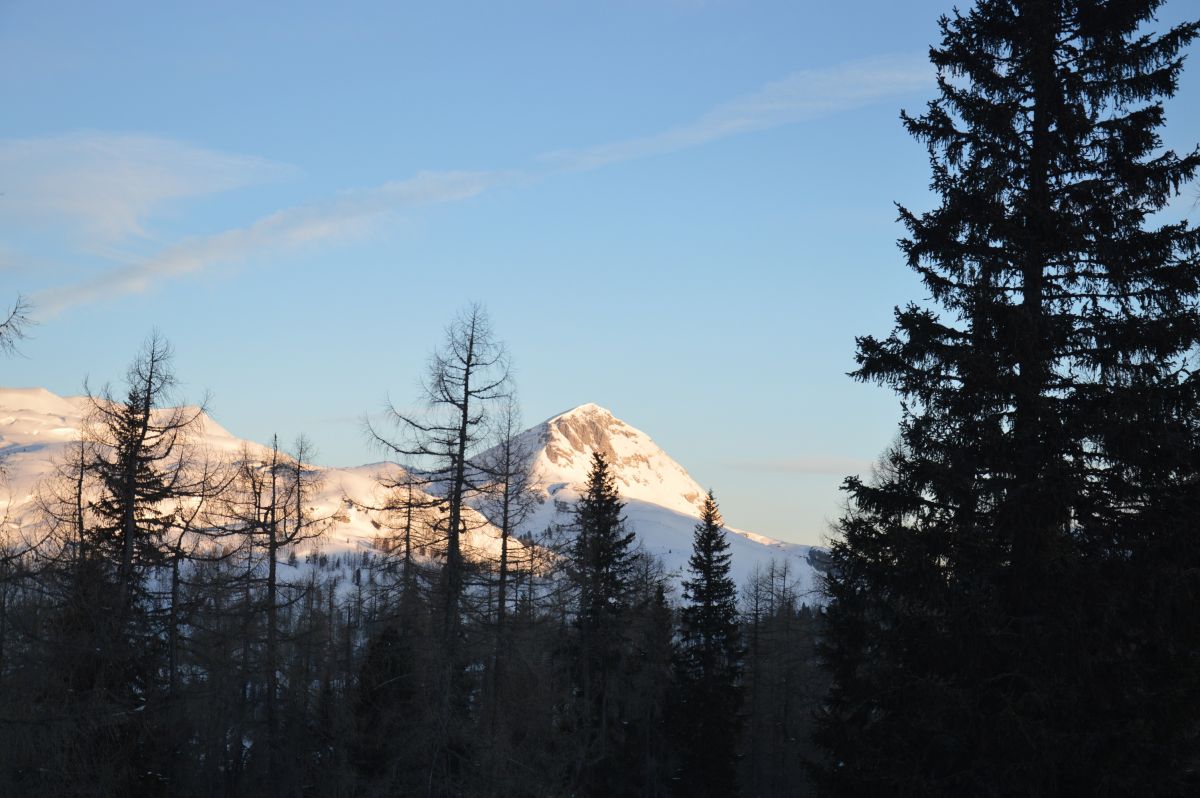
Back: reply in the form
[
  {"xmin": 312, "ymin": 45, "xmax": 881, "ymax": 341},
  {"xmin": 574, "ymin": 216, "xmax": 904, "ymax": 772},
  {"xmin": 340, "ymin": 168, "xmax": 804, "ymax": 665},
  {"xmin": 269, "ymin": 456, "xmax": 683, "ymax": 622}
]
[{"xmin": 0, "ymin": 386, "xmax": 823, "ymax": 601}]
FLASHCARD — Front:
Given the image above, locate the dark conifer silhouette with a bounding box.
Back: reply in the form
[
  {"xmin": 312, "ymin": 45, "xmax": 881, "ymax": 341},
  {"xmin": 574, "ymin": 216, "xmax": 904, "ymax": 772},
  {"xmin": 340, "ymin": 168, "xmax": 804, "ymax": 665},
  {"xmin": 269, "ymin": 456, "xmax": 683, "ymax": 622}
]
[
  {"xmin": 819, "ymin": 2, "xmax": 1200, "ymax": 794},
  {"xmin": 674, "ymin": 491, "xmax": 742, "ymax": 797},
  {"xmin": 569, "ymin": 451, "xmax": 637, "ymax": 795},
  {"xmin": 36, "ymin": 334, "xmax": 213, "ymax": 796}
]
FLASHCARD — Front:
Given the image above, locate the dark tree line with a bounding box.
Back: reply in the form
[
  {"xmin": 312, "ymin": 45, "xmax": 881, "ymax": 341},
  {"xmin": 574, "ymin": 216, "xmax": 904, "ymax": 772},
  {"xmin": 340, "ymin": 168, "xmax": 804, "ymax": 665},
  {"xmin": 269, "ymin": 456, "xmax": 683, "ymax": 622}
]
[{"xmin": 0, "ymin": 314, "xmax": 827, "ymax": 797}]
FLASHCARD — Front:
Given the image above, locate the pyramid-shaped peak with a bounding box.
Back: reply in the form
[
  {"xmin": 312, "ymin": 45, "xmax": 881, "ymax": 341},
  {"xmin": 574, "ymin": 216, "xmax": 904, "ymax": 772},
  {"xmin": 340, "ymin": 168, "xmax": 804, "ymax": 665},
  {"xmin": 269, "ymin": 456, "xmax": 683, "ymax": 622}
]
[
  {"xmin": 540, "ymin": 404, "xmax": 635, "ymax": 460},
  {"xmin": 551, "ymin": 402, "xmax": 616, "ymax": 420},
  {"xmin": 515, "ymin": 403, "xmax": 707, "ymax": 517}
]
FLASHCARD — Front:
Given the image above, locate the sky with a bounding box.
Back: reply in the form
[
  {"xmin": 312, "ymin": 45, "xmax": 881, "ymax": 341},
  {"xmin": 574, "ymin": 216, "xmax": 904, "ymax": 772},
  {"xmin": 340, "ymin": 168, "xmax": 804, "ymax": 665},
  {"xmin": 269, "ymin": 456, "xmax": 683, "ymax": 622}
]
[{"xmin": 2, "ymin": 0, "xmax": 1199, "ymax": 546}]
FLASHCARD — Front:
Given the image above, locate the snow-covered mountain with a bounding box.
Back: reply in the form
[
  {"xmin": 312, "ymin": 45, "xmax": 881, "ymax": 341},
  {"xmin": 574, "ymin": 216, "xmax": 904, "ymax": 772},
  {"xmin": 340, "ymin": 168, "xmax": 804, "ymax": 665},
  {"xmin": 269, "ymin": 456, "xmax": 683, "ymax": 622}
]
[
  {"xmin": 482, "ymin": 402, "xmax": 821, "ymax": 594},
  {"xmin": 0, "ymin": 388, "xmax": 823, "ymax": 602}
]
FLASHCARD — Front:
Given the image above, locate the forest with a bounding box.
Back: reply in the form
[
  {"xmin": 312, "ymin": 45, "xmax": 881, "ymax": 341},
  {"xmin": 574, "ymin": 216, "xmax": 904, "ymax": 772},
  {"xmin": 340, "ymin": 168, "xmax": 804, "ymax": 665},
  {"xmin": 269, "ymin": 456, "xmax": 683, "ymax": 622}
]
[
  {"xmin": 0, "ymin": 311, "xmax": 824, "ymax": 797},
  {"xmin": 3, "ymin": 0, "xmax": 1200, "ymax": 795}
]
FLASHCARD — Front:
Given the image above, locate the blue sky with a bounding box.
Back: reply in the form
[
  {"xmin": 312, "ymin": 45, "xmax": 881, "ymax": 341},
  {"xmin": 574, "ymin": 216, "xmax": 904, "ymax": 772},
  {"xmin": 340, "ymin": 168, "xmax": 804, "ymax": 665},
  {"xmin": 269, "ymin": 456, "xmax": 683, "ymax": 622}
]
[{"xmin": 3, "ymin": 0, "xmax": 1198, "ymax": 545}]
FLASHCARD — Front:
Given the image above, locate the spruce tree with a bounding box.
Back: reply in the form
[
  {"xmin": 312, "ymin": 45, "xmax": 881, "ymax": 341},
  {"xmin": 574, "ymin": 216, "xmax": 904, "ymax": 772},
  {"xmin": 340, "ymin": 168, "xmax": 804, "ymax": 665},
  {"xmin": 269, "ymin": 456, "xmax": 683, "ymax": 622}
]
[
  {"xmin": 573, "ymin": 452, "xmax": 636, "ymax": 633},
  {"xmin": 674, "ymin": 491, "xmax": 742, "ymax": 797},
  {"xmin": 569, "ymin": 451, "xmax": 637, "ymax": 796},
  {"xmin": 818, "ymin": 2, "xmax": 1200, "ymax": 795},
  {"xmin": 38, "ymin": 333, "xmax": 212, "ymax": 796}
]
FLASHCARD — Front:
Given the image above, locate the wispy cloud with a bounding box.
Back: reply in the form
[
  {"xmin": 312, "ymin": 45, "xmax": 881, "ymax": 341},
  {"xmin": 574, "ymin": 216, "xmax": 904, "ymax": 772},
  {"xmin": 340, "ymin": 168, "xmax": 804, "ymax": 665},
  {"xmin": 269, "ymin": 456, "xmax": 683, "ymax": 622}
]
[
  {"xmin": 541, "ymin": 54, "xmax": 930, "ymax": 171},
  {"xmin": 33, "ymin": 170, "xmax": 499, "ymax": 315},
  {"xmin": 0, "ymin": 132, "xmax": 293, "ymax": 244},
  {"xmin": 24, "ymin": 54, "xmax": 931, "ymax": 314},
  {"xmin": 730, "ymin": 455, "xmax": 873, "ymax": 476}
]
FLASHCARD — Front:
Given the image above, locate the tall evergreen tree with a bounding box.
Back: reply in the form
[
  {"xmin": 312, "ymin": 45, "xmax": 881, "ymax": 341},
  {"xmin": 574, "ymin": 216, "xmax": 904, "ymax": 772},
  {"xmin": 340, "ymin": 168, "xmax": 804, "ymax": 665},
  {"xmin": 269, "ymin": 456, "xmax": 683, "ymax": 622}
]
[
  {"xmin": 569, "ymin": 451, "xmax": 637, "ymax": 796},
  {"xmin": 29, "ymin": 334, "xmax": 213, "ymax": 797},
  {"xmin": 818, "ymin": 2, "xmax": 1200, "ymax": 795},
  {"xmin": 674, "ymin": 491, "xmax": 742, "ymax": 797}
]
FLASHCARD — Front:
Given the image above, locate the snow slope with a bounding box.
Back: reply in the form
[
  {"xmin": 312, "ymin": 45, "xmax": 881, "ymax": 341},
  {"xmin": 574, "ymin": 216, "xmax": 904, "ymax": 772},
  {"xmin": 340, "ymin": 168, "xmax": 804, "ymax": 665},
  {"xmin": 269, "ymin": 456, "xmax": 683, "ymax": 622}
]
[
  {"xmin": 0, "ymin": 388, "xmax": 824, "ymax": 603},
  {"xmin": 484, "ymin": 403, "xmax": 822, "ymax": 597}
]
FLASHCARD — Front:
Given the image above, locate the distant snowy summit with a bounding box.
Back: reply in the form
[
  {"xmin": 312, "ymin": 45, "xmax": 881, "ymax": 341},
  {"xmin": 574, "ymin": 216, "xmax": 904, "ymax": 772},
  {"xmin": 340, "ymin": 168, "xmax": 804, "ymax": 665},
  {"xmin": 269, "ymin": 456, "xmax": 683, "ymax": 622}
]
[
  {"xmin": 0, "ymin": 387, "xmax": 825, "ymax": 602},
  {"xmin": 516, "ymin": 403, "xmax": 707, "ymax": 515},
  {"xmin": 494, "ymin": 402, "xmax": 822, "ymax": 594}
]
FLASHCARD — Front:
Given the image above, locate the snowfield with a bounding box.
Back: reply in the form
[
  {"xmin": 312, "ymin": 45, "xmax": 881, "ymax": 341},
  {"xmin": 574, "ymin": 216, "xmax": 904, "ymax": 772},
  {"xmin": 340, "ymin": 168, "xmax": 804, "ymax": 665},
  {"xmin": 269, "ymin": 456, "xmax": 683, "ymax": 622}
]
[{"xmin": 0, "ymin": 387, "xmax": 824, "ymax": 603}]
